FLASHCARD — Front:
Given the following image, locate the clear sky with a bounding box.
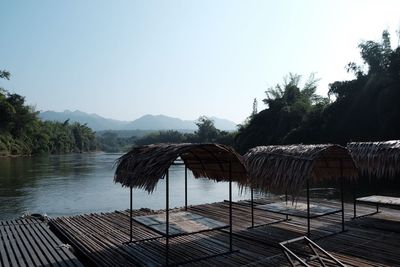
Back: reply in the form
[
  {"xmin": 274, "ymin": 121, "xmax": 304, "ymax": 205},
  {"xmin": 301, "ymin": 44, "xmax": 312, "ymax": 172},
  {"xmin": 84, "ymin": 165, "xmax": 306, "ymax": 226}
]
[{"xmin": 1, "ymin": 1, "xmax": 399, "ymax": 124}]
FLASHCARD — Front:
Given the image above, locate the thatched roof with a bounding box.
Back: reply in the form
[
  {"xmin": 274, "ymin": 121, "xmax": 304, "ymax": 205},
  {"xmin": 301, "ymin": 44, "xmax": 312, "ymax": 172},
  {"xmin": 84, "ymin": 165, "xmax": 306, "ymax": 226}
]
[
  {"xmin": 244, "ymin": 144, "xmax": 357, "ymax": 196},
  {"xmin": 347, "ymin": 140, "xmax": 400, "ymax": 179},
  {"xmin": 114, "ymin": 143, "xmax": 247, "ymax": 193}
]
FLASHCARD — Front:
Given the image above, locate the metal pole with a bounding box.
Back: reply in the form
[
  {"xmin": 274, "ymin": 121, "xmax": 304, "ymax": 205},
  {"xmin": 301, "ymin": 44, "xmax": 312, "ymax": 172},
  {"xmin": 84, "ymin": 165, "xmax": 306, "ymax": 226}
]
[
  {"xmin": 353, "ymin": 180, "xmax": 357, "ymax": 219},
  {"xmin": 166, "ymin": 170, "xmax": 170, "ymax": 266},
  {"xmin": 130, "ymin": 186, "xmax": 133, "ymax": 242},
  {"xmin": 229, "ymin": 161, "xmax": 233, "ymax": 252},
  {"xmin": 185, "ymin": 166, "xmax": 188, "ymax": 211},
  {"xmin": 340, "ymin": 160, "xmax": 345, "ymax": 232},
  {"xmin": 251, "ymin": 187, "xmax": 254, "ymax": 228},
  {"xmin": 285, "ymin": 191, "xmax": 289, "ymax": 221},
  {"xmin": 307, "ymin": 178, "xmax": 310, "ymax": 237},
  {"xmin": 375, "ymin": 176, "xmax": 379, "ymax": 213}
]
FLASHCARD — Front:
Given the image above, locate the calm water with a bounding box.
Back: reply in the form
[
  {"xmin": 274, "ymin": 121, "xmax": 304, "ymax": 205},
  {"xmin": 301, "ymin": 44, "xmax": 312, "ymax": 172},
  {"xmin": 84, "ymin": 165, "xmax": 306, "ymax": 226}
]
[{"xmin": 0, "ymin": 153, "xmax": 252, "ymax": 220}]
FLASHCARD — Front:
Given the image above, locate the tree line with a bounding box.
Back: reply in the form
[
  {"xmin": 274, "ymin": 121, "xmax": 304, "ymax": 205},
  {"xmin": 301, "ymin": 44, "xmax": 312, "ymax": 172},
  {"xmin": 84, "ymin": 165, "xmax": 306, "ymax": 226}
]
[
  {"xmin": 234, "ymin": 30, "xmax": 400, "ymax": 153},
  {"xmin": 97, "ymin": 116, "xmax": 235, "ymax": 152},
  {"xmin": 2, "ymin": 30, "xmax": 399, "ymax": 156},
  {"xmin": 0, "ymin": 72, "xmax": 97, "ymax": 156}
]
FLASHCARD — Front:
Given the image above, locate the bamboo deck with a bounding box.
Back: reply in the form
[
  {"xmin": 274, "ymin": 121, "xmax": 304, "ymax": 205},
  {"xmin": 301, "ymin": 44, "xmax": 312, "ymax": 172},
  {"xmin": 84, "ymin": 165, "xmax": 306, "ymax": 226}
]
[
  {"xmin": 47, "ymin": 198, "xmax": 400, "ymax": 266},
  {"xmin": 0, "ymin": 218, "xmax": 83, "ymax": 267}
]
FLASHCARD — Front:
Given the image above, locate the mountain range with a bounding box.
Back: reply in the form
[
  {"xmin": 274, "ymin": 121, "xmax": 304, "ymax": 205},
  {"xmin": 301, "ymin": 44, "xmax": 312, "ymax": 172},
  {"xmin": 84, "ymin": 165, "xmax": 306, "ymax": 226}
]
[{"xmin": 39, "ymin": 110, "xmax": 238, "ymax": 131}]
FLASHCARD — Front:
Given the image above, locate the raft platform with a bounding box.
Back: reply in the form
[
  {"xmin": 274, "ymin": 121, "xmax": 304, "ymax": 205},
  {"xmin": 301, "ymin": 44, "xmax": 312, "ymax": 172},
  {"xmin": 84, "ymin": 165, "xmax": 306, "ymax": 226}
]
[
  {"xmin": 47, "ymin": 197, "xmax": 400, "ymax": 266},
  {"xmin": 0, "ymin": 218, "xmax": 83, "ymax": 267},
  {"xmin": 2, "ymin": 197, "xmax": 400, "ymax": 266}
]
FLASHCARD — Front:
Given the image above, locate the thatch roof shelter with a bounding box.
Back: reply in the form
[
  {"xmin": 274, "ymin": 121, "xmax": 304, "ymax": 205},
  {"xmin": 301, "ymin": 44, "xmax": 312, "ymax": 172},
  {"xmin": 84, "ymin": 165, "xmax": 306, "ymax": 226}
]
[
  {"xmin": 114, "ymin": 143, "xmax": 247, "ymax": 192},
  {"xmin": 244, "ymin": 144, "xmax": 358, "ymax": 197},
  {"xmin": 114, "ymin": 143, "xmax": 245, "ymax": 264},
  {"xmin": 244, "ymin": 144, "xmax": 357, "ymax": 234},
  {"xmin": 347, "ymin": 140, "xmax": 400, "ymax": 180}
]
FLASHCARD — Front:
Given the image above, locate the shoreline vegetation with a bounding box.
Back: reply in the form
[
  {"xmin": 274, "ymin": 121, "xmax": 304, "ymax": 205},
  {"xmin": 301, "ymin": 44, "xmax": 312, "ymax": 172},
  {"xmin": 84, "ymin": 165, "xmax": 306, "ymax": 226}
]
[{"xmin": 1, "ymin": 30, "xmax": 400, "ymax": 157}]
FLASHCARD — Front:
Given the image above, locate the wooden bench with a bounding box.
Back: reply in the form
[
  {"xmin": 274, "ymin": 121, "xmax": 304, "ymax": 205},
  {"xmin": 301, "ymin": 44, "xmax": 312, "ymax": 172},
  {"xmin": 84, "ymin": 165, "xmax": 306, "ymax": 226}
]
[{"xmin": 354, "ymin": 195, "xmax": 400, "ymax": 218}]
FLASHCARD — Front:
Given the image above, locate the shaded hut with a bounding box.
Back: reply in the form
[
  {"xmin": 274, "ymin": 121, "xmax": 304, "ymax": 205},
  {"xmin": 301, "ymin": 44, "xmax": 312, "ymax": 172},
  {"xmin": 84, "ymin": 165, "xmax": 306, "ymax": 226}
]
[
  {"xmin": 348, "ymin": 140, "xmax": 400, "ymax": 218},
  {"xmin": 244, "ymin": 144, "xmax": 357, "ymax": 236},
  {"xmin": 114, "ymin": 143, "xmax": 247, "ymax": 265}
]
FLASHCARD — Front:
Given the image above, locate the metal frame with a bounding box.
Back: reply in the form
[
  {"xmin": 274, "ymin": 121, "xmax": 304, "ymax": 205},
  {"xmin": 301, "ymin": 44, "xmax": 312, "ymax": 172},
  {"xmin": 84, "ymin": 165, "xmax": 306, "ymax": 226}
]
[
  {"xmin": 352, "ymin": 177, "xmax": 384, "ymax": 219},
  {"xmin": 279, "ymin": 236, "xmax": 346, "ymax": 267},
  {"xmin": 249, "ymin": 161, "xmax": 346, "ymax": 237},
  {"xmin": 249, "ymin": 188, "xmax": 291, "ymax": 229},
  {"xmin": 127, "ymin": 160, "xmax": 236, "ymax": 266}
]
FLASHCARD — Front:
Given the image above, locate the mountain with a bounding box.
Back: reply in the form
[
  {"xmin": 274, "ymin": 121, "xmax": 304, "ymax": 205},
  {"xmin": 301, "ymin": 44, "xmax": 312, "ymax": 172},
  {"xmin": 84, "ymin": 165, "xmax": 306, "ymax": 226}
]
[
  {"xmin": 125, "ymin": 114, "xmax": 195, "ymax": 130},
  {"xmin": 39, "ymin": 110, "xmax": 237, "ymax": 131},
  {"xmin": 39, "ymin": 110, "xmax": 128, "ymax": 130}
]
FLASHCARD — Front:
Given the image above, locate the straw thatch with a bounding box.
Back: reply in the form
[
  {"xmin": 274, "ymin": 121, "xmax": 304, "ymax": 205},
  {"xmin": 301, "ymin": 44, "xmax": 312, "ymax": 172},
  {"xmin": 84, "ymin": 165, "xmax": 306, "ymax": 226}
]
[
  {"xmin": 347, "ymin": 140, "xmax": 400, "ymax": 179},
  {"xmin": 244, "ymin": 144, "xmax": 357, "ymax": 197},
  {"xmin": 114, "ymin": 143, "xmax": 247, "ymax": 193}
]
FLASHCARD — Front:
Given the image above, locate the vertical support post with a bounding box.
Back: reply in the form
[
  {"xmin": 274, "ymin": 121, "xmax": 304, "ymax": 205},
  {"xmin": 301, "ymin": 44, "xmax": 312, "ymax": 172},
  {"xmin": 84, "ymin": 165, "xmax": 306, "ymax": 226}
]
[
  {"xmin": 185, "ymin": 166, "xmax": 188, "ymax": 211},
  {"xmin": 375, "ymin": 175, "xmax": 379, "ymax": 213},
  {"xmin": 307, "ymin": 178, "xmax": 310, "ymax": 237},
  {"xmin": 353, "ymin": 179, "xmax": 357, "ymax": 219},
  {"xmin": 130, "ymin": 186, "xmax": 133, "ymax": 242},
  {"xmin": 229, "ymin": 161, "xmax": 233, "ymax": 252},
  {"xmin": 340, "ymin": 160, "xmax": 345, "ymax": 232},
  {"xmin": 285, "ymin": 191, "xmax": 289, "ymax": 221},
  {"xmin": 166, "ymin": 170, "xmax": 170, "ymax": 266},
  {"xmin": 251, "ymin": 187, "xmax": 254, "ymax": 228}
]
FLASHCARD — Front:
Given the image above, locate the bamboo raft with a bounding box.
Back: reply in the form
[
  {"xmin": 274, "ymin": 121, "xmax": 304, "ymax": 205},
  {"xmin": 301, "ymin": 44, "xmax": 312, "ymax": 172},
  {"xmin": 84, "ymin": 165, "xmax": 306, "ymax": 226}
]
[
  {"xmin": 47, "ymin": 197, "xmax": 400, "ymax": 266},
  {"xmin": 0, "ymin": 218, "xmax": 83, "ymax": 267}
]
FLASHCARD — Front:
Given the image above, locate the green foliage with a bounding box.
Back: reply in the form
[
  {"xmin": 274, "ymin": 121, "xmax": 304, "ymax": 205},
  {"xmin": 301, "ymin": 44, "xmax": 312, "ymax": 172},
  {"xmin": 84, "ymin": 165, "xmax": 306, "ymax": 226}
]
[
  {"xmin": 0, "ymin": 74, "xmax": 97, "ymax": 156},
  {"xmin": 235, "ymin": 30, "xmax": 400, "ymax": 153},
  {"xmin": 135, "ymin": 130, "xmax": 186, "ymax": 146},
  {"xmin": 193, "ymin": 116, "xmax": 220, "ymax": 142},
  {"xmin": 131, "ymin": 116, "xmax": 236, "ymax": 147},
  {"xmin": 97, "ymin": 131, "xmax": 136, "ymax": 152},
  {"xmin": 235, "ymin": 73, "xmax": 327, "ymax": 153}
]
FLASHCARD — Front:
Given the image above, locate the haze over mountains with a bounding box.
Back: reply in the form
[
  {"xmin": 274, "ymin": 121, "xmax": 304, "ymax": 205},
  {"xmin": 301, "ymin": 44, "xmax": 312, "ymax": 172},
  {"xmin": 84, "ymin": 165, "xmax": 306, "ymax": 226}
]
[{"xmin": 39, "ymin": 110, "xmax": 238, "ymax": 131}]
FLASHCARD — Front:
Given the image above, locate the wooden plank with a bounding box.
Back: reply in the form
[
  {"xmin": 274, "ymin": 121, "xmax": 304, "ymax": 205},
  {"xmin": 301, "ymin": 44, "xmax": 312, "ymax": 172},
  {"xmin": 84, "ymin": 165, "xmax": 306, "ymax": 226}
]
[
  {"xmin": 357, "ymin": 195, "xmax": 400, "ymax": 206},
  {"xmin": 35, "ymin": 222, "xmax": 83, "ymax": 267},
  {"xmin": 256, "ymin": 201, "xmax": 341, "ymax": 218},
  {"xmin": 19, "ymin": 222, "xmax": 52, "ymax": 266},
  {"xmin": 13, "ymin": 224, "xmax": 43, "ymax": 267},
  {"xmin": 0, "ymin": 226, "xmax": 19, "ymax": 267},
  {"xmin": 134, "ymin": 211, "xmax": 228, "ymax": 237},
  {"xmin": 0, "ymin": 226, "xmax": 11, "ymax": 267},
  {"xmin": 47, "ymin": 198, "xmax": 400, "ymax": 267},
  {"xmin": 25, "ymin": 222, "xmax": 65, "ymax": 267},
  {"xmin": 8, "ymin": 225, "xmax": 34, "ymax": 267}
]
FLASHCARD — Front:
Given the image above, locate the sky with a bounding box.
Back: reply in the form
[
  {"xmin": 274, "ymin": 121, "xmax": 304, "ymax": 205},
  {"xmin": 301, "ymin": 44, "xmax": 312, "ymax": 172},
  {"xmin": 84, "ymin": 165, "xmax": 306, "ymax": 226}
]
[{"xmin": 1, "ymin": 1, "xmax": 400, "ymax": 124}]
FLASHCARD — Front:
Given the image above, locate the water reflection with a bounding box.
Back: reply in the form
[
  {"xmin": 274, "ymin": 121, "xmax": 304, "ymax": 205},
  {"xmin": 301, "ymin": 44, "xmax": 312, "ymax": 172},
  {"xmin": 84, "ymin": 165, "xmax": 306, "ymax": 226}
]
[{"xmin": 0, "ymin": 153, "xmax": 251, "ymax": 220}]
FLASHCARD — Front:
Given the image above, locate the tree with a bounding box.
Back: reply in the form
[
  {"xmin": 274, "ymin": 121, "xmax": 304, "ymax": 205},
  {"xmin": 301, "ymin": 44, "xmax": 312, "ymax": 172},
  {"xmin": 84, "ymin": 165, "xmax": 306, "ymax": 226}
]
[
  {"xmin": 194, "ymin": 116, "xmax": 219, "ymax": 143},
  {"xmin": 235, "ymin": 73, "xmax": 326, "ymax": 153},
  {"xmin": 0, "ymin": 70, "xmax": 10, "ymax": 80}
]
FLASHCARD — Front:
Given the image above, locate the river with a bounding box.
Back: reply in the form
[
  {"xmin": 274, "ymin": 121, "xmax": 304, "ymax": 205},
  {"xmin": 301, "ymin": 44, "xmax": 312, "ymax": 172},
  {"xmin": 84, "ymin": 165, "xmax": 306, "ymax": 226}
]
[{"xmin": 0, "ymin": 152, "xmax": 253, "ymax": 220}]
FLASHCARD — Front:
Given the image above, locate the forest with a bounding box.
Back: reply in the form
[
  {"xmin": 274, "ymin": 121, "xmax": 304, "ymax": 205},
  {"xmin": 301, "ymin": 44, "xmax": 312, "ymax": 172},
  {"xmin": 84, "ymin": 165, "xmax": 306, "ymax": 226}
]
[
  {"xmin": 0, "ymin": 72, "xmax": 97, "ymax": 156},
  {"xmin": 235, "ymin": 30, "xmax": 400, "ymax": 153},
  {"xmin": 1, "ymin": 31, "xmax": 399, "ymax": 156}
]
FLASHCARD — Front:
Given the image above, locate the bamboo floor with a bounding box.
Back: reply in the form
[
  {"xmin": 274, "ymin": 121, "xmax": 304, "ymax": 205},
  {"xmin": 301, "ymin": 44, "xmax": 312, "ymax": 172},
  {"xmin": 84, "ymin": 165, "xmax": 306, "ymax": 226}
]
[
  {"xmin": 0, "ymin": 218, "xmax": 84, "ymax": 267},
  {"xmin": 48, "ymin": 198, "xmax": 400, "ymax": 266}
]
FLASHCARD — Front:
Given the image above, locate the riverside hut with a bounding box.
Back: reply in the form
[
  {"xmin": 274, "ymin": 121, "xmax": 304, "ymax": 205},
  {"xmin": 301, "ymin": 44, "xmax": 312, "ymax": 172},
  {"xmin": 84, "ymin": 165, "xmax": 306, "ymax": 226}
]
[
  {"xmin": 114, "ymin": 143, "xmax": 247, "ymax": 265},
  {"xmin": 244, "ymin": 144, "xmax": 357, "ymax": 236},
  {"xmin": 348, "ymin": 140, "xmax": 400, "ymax": 218}
]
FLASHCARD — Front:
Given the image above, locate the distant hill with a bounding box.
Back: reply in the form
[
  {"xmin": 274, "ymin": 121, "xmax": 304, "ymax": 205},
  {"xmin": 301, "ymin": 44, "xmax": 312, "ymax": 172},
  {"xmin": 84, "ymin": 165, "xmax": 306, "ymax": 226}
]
[
  {"xmin": 39, "ymin": 110, "xmax": 128, "ymax": 130},
  {"xmin": 39, "ymin": 110, "xmax": 237, "ymax": 131}
]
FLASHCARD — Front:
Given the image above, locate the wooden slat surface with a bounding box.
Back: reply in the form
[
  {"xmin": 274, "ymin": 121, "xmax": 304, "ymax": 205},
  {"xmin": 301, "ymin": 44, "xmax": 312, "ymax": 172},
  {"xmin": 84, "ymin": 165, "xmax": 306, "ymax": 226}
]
[
  {"xmin": 256, "ymin": 201, "xmax": 341, "ymax": 218},
  {"xmin": 357, "ymin": 195, "xmax": 400, "ymax": 206},
  {"xmin": 49, "ymin": 197, "xmax": 400, "ymax": 266},
  {"xmin": 0, "ymin": 219, "xmax": 84, "ymax": 267},
  {"xmin": 134, "ymin": 211, "xmax": 228, "ymax": 236}
]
